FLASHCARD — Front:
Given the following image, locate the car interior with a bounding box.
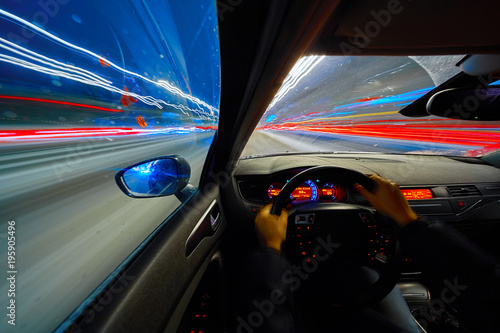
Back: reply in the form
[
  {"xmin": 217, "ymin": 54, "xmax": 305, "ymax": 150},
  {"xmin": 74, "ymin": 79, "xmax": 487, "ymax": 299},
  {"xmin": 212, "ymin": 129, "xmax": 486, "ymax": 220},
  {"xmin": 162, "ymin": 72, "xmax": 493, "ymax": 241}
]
[{"xmin": 4, "ymin": 0, "xmax": 499, "ymax": 332}]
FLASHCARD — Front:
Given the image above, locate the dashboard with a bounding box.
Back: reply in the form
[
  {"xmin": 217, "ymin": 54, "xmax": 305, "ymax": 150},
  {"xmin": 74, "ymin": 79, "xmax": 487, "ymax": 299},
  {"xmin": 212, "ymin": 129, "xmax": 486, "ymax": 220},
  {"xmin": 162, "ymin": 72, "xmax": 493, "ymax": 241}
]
[
  {"xmin": 233, "ymin": 153, "xmax": 500, "ymax": 221},
  {"xmin": 237, "ymin": 167, "xmax": 363, "ymax": 207},
  {"xmin": 267, "ymin": 178, "xmax": 347, "ymax": 202},
  {"xmin": 231, "ymin": 153, "xmax": 500, "ymax": 266},
  {"xmin": 248, "ymin": 174, "xmax": 440, "ymax": 204}
]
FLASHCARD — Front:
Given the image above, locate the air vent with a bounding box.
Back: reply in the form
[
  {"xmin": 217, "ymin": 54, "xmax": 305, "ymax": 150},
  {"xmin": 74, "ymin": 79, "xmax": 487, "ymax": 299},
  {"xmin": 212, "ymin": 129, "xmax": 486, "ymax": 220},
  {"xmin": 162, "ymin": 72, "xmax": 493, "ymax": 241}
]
[
  {"xmin": 238, "ymin": 181, "xmax": 267, "ymax": 203},
  {"xmin": 446, "ymin": 185, "xmax": 481, "ymax": 197}
]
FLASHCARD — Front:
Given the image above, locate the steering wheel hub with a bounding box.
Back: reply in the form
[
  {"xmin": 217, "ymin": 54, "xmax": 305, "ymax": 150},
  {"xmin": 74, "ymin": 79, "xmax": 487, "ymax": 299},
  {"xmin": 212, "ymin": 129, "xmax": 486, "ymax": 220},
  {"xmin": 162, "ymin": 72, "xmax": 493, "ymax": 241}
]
[{"xmin": 271, "ymin": 166, "xmax": 401, "ymax": 307}]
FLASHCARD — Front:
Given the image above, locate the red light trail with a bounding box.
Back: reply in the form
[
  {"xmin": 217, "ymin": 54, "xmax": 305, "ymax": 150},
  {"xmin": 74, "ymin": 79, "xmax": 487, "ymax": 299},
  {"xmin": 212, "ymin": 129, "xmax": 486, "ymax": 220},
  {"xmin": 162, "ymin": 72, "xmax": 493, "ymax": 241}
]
[
  {"xmin": 0, "ymin": 128, "xmax": 143, "ymax": 140},
  {"xmin": 0, "ymin": 126, "xmax": 217, "ymax": 141},
  {"xmin": 259, "ymin": 117, "xmax": 500, "ymax": 157},
  {"xmin": 0, "ymin": 95, "xmax": 123, "ymax": 113}
]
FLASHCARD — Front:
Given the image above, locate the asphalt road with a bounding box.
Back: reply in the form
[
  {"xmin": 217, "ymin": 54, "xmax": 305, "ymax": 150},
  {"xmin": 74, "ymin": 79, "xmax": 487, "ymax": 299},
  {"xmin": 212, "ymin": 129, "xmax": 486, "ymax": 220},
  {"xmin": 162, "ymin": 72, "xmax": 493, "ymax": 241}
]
[
  {"xmin": 242, "ymin": 129, "xmax": 472, "ymax": 158},
  {"xmin": 0, "ymin": 132, "xmax": 212, "ymax": 332}
]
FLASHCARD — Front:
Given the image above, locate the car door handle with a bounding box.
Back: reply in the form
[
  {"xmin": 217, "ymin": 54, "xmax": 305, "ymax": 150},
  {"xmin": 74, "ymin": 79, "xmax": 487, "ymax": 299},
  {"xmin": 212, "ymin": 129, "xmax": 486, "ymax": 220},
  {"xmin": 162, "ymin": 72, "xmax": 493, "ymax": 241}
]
[{"xmin": 185, "ymin": 200, "xmax": 221, "ymax": 256}]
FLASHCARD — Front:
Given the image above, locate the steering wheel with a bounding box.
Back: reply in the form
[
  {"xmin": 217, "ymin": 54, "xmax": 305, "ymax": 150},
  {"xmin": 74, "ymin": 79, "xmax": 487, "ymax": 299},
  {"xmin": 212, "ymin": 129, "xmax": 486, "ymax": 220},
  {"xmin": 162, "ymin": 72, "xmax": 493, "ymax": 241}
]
[{"xmin": 271, "ymin": 166, "xmax": 401, "ymax": 307}]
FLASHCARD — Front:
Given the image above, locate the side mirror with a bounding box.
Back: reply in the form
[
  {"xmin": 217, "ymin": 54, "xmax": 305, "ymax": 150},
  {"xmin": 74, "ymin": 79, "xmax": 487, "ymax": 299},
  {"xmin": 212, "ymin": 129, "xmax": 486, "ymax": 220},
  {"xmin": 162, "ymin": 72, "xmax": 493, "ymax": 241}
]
[
  {"xmin": 115, "ymin": 155, "xmax": 194, "ymax": 201},
  {"xmin": 426, "ymin": 86, "xmax": 500, "ymax": 120}
]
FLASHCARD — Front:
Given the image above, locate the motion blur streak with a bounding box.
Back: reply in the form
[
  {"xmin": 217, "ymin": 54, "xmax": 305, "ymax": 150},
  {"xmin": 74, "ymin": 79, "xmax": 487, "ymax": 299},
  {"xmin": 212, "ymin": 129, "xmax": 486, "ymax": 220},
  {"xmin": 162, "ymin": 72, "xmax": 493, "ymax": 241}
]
[
  {"xmin": 278, "ymin": 89, "xmax": 433, "ymax": 125},
  {"xmin": 0, "ymin": 95, "xmax": 123, "ymax": 112},
  {"xmin": 0, "ymin": 127, "xmax": 216, "ymax": 141},
  {"xmin": 266, "ymin": 55, "xmax": 325, "ymax": 111},
  {"xmin": 259, "ymin": 117, "xmax": 500, "ymax": 156},
  {"xmin": 0, "ymin": 37, "xmax": 111, "ymax": 85},
  {"xmin": 286, "ymin": 110, "xmax": 400, "ymax": 123},
  {"xmin": 329, "ymin": 87, "xmax": 432, "ymax": 112},
  {"xmin": 0, "ymin": 9, "xmax": 218, "ymax": 116},
  {"xmin": 0, "ymin": 51, "xmax": 168, "ymax": 109}
]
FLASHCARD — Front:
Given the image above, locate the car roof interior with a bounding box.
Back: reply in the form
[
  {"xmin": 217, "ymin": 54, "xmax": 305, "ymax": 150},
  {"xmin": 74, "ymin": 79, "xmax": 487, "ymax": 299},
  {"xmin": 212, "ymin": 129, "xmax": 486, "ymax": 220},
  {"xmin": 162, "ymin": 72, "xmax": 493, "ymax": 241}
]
[{"xmin": 214, "ymin": 0, "xmax": 500, "ymax": 175}]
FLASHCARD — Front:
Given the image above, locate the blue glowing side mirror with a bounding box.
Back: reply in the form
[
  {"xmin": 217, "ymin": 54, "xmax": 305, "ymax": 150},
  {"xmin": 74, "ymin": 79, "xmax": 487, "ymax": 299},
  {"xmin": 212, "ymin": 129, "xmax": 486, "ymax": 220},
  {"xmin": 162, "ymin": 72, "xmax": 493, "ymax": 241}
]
[{"xmin": 115, "ymin": 155, "xmax": 193, "ymax": 200}]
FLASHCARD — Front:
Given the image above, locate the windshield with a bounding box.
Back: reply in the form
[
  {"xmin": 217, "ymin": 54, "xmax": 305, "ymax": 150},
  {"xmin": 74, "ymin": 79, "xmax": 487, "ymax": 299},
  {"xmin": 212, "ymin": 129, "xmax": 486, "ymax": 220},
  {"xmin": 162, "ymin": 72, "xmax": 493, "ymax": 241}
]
[{"xmin": 243, "ymin": 55, "xmax": 500, "ymax": 158}]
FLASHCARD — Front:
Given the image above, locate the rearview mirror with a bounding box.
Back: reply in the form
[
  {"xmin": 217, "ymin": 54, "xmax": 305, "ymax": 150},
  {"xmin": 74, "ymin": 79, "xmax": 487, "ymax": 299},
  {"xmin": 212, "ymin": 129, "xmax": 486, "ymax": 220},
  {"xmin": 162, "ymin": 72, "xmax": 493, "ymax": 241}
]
[
  {"xmin": 426, "ymin": 86, "xmax": 500, "ymax": 120},
  {"xmin": 115, "ymin": 155, "xmax": 193, "ymax": 200}
]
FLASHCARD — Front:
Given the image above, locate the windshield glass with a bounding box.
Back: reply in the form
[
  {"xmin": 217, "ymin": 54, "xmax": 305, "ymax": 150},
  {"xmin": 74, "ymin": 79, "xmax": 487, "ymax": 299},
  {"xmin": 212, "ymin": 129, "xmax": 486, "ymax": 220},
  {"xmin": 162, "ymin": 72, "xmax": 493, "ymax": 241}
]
[
  {"xmin": 243, "ymin": 55, "xmax": 500, "ymax": 158},
  {"xmin": 0, "ymin": 0, "xmax": 219, "ymax": 331}
]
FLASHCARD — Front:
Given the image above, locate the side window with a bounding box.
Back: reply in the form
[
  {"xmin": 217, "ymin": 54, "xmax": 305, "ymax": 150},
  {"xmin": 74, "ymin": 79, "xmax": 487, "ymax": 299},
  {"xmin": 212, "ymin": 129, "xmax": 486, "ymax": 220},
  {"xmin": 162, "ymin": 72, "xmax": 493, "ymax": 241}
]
[{"xmin": 0, "ymin": 0, "xmax": 220, "ymax": 332}]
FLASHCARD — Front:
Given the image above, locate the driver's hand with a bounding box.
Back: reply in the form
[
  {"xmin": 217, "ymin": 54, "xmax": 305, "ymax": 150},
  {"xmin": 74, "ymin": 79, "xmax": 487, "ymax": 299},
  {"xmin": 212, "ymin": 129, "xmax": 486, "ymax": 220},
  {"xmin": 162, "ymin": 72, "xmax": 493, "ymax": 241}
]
[
  {"xmin": 355, "ymin": 175, "xmax": 419, "ymax": 227},
  {"xmin": 255, "ymin": 203, "xmax": 288, "ymax": 253}
]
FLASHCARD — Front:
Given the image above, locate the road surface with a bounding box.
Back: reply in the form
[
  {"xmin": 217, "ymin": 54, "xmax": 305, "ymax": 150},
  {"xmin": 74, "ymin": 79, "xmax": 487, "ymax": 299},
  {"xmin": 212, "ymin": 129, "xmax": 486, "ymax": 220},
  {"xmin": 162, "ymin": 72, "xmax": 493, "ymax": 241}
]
[{"xmin": 0, "ymin": 132, "xmax": 212, "ymax": 332}]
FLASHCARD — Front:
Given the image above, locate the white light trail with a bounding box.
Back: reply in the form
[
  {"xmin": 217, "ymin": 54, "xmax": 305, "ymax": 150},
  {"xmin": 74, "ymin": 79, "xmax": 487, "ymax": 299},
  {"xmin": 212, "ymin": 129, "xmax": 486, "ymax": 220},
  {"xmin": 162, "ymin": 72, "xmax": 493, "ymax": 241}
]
[
  {"xmin": 0, "ymin": 45, "xmax": 213, "ymax": 119},
  {"xmin": 266, "ymin": 55, "xmax": 325, "ymax": 111},
  {"xmin": 0, "ymin": 53, "xmax": 165, "ymax": 108},
  {"xmin": 0, "ymin": 9, "xmax": 218, "ymax": 118},
  {"xmin": 0, "ymin": 37, "xmax": 111, "ymax": 85}
]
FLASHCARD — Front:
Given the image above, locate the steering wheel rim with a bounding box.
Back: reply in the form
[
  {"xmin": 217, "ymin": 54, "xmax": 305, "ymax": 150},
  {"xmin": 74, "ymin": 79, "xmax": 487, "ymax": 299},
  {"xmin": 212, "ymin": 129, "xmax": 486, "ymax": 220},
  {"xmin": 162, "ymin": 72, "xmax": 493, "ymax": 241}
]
[
  {"xmin": 271, "ymin": 166, "xmax": 400, "ymax": 307},
  {"xmin": 270, "ymin": 166, "xmax": 376, "ymax": 216}
]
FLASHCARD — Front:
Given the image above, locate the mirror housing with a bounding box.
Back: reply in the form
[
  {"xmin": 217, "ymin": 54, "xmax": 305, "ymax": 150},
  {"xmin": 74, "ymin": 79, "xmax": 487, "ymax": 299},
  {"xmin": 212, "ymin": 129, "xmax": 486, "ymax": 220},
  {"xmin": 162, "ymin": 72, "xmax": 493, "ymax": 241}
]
[
  {"xmin": 115, "ymin": 155, "xmax": 194, "ymax": 201},
  {"xmin": 426, "ymin": 86, "xmax": 500, "ymax": 120},
  {"xmin": 458, "ymin": 54, "xmax": 500, "ymax": 76}
]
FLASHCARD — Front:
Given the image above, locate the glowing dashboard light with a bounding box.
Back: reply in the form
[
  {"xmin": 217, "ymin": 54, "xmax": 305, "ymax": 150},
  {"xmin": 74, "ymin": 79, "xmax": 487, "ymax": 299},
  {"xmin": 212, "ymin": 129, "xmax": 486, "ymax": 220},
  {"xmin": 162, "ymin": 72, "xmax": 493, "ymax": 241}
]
[
  {"xmin": 268, "ymin": 183, "xmax": 283, "ymax": 199},
  {"xmin": 401, "ymin": 189, "xmax": 434, "ymax": 200},
  {"xmin": 292, "ymin": 186, "xmax": 313, "ymax": 200},
  {"xmin": 321, "ymin": 182, "xmax": 339, "ymax": 199},
  {"xmin": 268, "ymin": 180, "xmax": 319, "ymax": 201},
  {"xmin": 322, "ymin": 188, "xmax": 333, "ymax": 196}
]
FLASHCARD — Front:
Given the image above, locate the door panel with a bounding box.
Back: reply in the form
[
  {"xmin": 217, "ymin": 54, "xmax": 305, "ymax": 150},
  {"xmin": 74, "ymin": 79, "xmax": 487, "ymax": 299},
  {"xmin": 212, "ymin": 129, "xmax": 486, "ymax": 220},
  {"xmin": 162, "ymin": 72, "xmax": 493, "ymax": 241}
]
[
  {"xmin": 171, "ymin": 252, "xmax": 225, "ymax": 333},
  {"xmin": 62, "ymin": 188, "xmax": 225, "ymax": 332}
]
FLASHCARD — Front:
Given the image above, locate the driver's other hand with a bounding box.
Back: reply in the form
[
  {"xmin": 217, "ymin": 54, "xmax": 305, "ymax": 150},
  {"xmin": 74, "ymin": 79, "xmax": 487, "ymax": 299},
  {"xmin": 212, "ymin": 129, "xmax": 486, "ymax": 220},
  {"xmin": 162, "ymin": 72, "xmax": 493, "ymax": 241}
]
[
  {"xmin": 355, "ymin": 175, "xmax": 419, "ymax": 227},
  {"xmin": 255, "ymin": 203, "xmax": 288, "ymax": 253}
]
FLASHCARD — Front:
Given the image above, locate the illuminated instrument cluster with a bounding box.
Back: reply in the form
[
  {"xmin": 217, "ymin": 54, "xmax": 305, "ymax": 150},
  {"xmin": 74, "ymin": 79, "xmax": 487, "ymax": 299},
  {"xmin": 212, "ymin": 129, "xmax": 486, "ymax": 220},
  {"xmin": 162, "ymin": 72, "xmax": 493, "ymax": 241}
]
[{"xmin": 268, "ymin": 179, "xmax": 347, "ymax": 202}]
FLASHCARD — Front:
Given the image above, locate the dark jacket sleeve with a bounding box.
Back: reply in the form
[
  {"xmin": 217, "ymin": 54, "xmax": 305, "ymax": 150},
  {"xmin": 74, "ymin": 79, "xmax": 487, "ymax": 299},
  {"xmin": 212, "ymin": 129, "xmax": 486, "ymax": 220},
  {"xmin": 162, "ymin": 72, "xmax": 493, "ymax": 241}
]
[
  {"xmin": 398, "ymin": 217, "xmax": 500, "ymax": 332},
  {"xmin": 236, "ymin": 248, "xmax": 297, "ymax": 333}
]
